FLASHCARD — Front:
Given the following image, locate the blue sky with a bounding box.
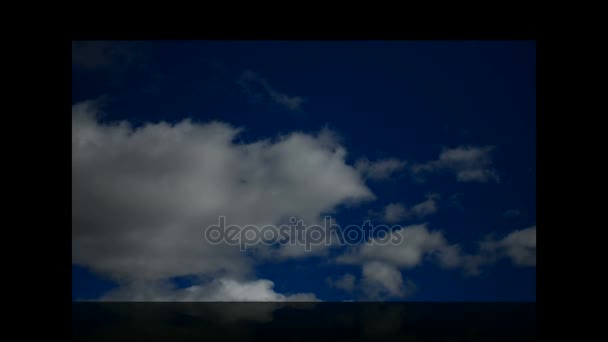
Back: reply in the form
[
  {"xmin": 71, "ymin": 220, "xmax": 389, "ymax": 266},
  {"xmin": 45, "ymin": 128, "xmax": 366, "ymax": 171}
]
[{"xmin": 72, "ymin": 40, "xmax": 535, "ymax": 301}]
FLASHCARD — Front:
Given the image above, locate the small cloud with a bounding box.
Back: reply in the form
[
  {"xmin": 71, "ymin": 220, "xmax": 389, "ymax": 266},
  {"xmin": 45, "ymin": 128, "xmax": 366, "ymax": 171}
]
[
  {"xmin": 383, "ymin": 203, "xmax": 408, "ymax": 224},
  {"xmin": 336, "ymin": 224, "xmax": 460, "ymax": 270},
  {"xmin": 360, "ymin": 262, "xmax": 416, "ymax": 300},
  {"xmin": 410, "ymin": 193, "xmax": 440, "ymax": 217},
  {"xmin": 412, "ymin": 145, "xmax": 499, "ymax": 183},
  {"xmin": 355, "ymin": 158, "xmax": 406, "ymax": 181},
  {"xmin": 383, "ymin": 194, "xmax": 440, "ymax": 223},
  {"xmin": 482, "ymin": 226, "xmax": 536, "ymax": 267},
  {"xmin": 237, "ymin": 70, "xmax": 305, "ymax": 112}
]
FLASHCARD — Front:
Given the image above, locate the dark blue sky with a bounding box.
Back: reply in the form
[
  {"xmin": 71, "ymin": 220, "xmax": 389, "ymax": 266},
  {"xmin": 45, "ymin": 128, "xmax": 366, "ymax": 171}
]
[{"xmin": 72, "ymin": 41, "xmax": 535, "ymax": 301}]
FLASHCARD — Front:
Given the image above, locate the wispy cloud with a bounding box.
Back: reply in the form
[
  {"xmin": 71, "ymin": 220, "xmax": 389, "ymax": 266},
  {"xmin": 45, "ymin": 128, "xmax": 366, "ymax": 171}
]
[
  {"xmin": 355, "ymin": 158, "xmax": 407, "ymax": 181},
  {"xmin": 237, "ymin": 70, "xmax": 305, "ymax": 112},
  {"xmin": 480, "ymin": 226, "xmax": 536, "ymax": 266},
  {"xmin": 383, "ymin": 194, "xmax": 440, "ymax": 223},
  {"xmin": 412, "ymin": 145, "xmax": 499, "ymax": 183}
]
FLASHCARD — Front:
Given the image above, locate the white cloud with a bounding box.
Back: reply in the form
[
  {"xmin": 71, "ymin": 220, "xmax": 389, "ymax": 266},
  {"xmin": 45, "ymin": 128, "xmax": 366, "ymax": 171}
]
[
  {"xmin": 383, "ymin": 194, "xmax": 439, "ymax": 223},
  {"xmin": 361, "ymin": 261, "xmax": 416, "ymax": 300},
  {"xmin": 336, "ymin": 223, "xmax": 527, "ymax": 278},
  {"xmin": 237, "ymin": 70, "xmax": 305, "ymax": 111},
  {"xmin": 410, "ymin": 194, "xmax": 440, "ymax": 217},
  {"xmin": 327, "ymin": 273, "xmax": 356, "ymax": 292},
  {"xmin": 72, "ymin": 99, "xmax": 376, "ymax": 299},
  {"xmin": 100, "ymin": 278, "xmax": 319, "ymax": 302},
  {"xmin": 355, "ymin": 158, "xmax": 406, "ymax": 181},
  {"xmin": 336, "ymin": 222, "xmax": 536, "ymax": 284},
  {"xmin": 383, "ymin": 203, "xmax": 408, "ymax": 224},
  {"xmin": 337, "ymin": 224, "xmax": 463, "ymax": 269},
  {"xmin": 482, "ymin": 226, "xmax": 536, "ymax": 266},
  {"xmin": 412, "ymin": 146, "xmax": 499, "ymax": 182}
]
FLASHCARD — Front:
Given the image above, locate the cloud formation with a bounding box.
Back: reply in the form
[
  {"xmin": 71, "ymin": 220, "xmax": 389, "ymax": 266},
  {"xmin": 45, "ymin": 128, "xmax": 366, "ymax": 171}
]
[
  {"xmin": 71, "ymin": 100, "xmax": 529, "ymax": 301},
  {"xmin": 336, "ymin": 223, "xmax": 482, "ymax": 286},
  {"xmin": 72, "ymin": 99, "xmax": 375, "ymax": 299},
  {"xmin": 383, "ymin": 194, "xmax": 440, "ymax": 223},
  {"xmin": 337, "ymin": 224, "xmax": 465, "ymax": 270},
  {"xmin": 361, "ymin": 261, "xmax": 416, "ymax": 300},
  {"xmin": 412, "ymin": 146, "xmax": 499, "ymax": 182},
  {"xmin": 337, "ymin": 223, "xmax": 536, "ymax": 285},
  {"xmin": 355, "ymin": 158, "xmax": 407, "ymax": 181},
  {"xmin": 482, "ymin": 226, "xmax": 536, "ymax": 266},
  {"xmin": 237, "ymin": 70, "xmax": 305, "ymax": 111},
  {"xmin": 101, "ymin": 278, "xmax": 319, "ymax": 302}
]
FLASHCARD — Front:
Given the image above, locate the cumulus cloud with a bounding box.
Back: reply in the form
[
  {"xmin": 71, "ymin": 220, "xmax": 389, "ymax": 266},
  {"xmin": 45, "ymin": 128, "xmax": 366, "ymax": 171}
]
[
  {"xmin": 100, "ymin": 278, "xmax": 319, "ymax": 302},
  {"xmin": 383, "ymin": 203, "xmax": 408, "ymax": 224},
  {"xmin": 360, "ymin": 262, "xmax": 417, "ymax": 300},
  {"xmin": 237, "ymin": 70, "xmax": 305, "ymax": 111},
  {"xmin": 482, "ymin": 226, "xmax": 536, "ymax": 266},
  {"xmin": 355, "ymin": 158, "xmax": 406, "ymax": 181},
  {"xmin": 383, "ymin": 194, "xmax": 439, "ymax": 223},
  {"xmin": 412, "ymin": 146, "xmax": 499, "ymax": 182},
  {"xmin": 361, "ymin": 262, "xmax": 403, "ymax": 299},
  {"xmin": 72, "ymin": 99, "xmax": 375, "ymax": 299},
  {"xmin": 336, "ymin": 223, "xmax": 530, "ymax": 278},
  {"xmin": 337, "ymin": 224, "xmax": 464, "ymax": 269},
  {"xmin": 327, "ymin": 273, "xmax": 356, "ymax": 292}
]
